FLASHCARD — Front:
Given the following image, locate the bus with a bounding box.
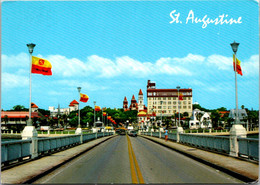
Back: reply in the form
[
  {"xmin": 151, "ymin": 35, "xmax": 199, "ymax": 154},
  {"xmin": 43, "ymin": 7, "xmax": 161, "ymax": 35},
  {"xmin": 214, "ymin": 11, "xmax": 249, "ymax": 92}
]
[{"xmin": 115, "ymin": 127, "xmax": 127, "ymax": 135}]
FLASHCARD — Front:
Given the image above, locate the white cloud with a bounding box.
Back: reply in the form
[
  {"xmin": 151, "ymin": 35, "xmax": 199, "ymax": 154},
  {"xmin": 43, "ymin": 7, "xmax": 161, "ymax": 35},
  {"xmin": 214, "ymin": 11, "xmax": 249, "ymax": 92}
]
[
  {"xmin": 207, "ymin": 55, "xmax": 232, "ymax": 70},
  {"xmin": 56, "ymin": 80, "xmax": 108, "ymax": 91},
  {"xmin": 2, "ymin": 53, "xmax": 258, "ymax": 79},
  {"xmin": 242, "ymin": 55, "xmax": 259, "ymax": 76},
  {"xmin": 47, "ymin": 55, "xmax": 88, "ymax": 77},
  {"xmin": 2, "ymin": 53, "xmax": 29, "ymax": 68},
  {"xmin": 2, "ymin": 73, "xmax": 28, "ymax": 89}
]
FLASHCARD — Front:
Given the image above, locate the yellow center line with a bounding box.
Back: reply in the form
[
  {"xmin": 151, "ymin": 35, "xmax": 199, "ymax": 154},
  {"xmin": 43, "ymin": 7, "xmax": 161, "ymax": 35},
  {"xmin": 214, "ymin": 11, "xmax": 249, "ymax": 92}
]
[
  {"xmin": 128, "ymin": 135, "xmax": 138, "ymax": 183},
  {"xmin": 127, "ymin": 135, "xmax": 145, "ymax": 184}
]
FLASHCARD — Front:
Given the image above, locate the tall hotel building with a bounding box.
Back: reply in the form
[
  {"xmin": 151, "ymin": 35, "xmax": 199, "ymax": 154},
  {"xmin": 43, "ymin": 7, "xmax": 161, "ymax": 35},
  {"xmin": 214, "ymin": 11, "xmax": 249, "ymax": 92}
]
[{"xmin": 147, "ymin": 80, "xmax": 193, "ymax": 117}]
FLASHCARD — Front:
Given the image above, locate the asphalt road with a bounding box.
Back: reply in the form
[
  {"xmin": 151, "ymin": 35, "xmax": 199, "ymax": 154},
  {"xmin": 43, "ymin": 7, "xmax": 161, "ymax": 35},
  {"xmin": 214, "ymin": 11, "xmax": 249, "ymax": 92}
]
[{"xmin": 34, "ymin": 135, "xmax": 243, "ymax": 184}]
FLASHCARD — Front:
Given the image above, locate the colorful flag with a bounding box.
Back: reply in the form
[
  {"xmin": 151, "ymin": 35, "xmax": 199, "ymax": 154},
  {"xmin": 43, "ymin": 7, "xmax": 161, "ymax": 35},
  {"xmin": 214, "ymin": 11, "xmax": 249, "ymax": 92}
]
[
  {"xmin": 179, "ymin": 93, "xmax": 183, "ymax": 101},
  {"xmin": 108, "ymin": 116, "xmax": 111, "ymax": 120},
  {"xmin": 233, "ymin": 54, "xmax": 243, "ymax": 76},
  {"xmin": 31, "ymin": 56, "xmax": 52, "ymax": 75},
  {"xmin": 103, "ymin": 112, "xmax": 107, "ymax": 116},
  {"xmin": 95, "ymin": 106, "xmax": 101, "ymax": 112},
  {"xmin": 80, "ymin": 93, "xmax": 89, "ymax": 103}
]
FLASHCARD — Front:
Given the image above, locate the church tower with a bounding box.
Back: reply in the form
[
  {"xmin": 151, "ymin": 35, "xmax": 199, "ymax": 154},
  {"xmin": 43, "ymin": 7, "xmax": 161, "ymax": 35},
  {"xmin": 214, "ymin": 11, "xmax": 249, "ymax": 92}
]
[
  {"xmin": 129, "ymin": 95, "xmax": 138, "ymax": 111},
  {"xmin": 138, "ymin": 89, "xmax": 144, "ymax": 112},
  {"xmin": 123, "ymin": 96, "xmax": 128, "ymax": 111}
]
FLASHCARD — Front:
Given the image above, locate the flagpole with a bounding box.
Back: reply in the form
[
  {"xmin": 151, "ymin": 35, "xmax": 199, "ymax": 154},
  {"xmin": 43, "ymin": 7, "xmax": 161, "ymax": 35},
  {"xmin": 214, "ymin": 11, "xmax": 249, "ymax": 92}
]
[
  {"xmin": 27, "ymin": 43, "xmax": 36, "ymax": 126},
  {"xmin": 177, "ymin": 86, "xmax": 181, "ymax": 127},
  {"xmin": 77, "ymin": 87, "xmax": 81, "ymax": 128},
  {"xmin": 230, "ymin": 41, "xmax": 240, "ymax": 125},
  {"xmin": 234, "ymin": 53, "xmax": 239, "ymax": 124},
  {"xmin": 94, "ymin": 101, "xmax": 96, "ymax": 124}
]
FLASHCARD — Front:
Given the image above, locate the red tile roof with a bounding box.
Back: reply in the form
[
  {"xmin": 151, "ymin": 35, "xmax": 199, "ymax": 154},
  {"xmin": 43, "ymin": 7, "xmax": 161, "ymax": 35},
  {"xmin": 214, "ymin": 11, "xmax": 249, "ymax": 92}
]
[
  {"xmin": 69, "ymin": 100, "xmax": 79, "ymax": 106},
  {"xmin": 138, "ymin": 89, "xmax": 143, "ymax": 95},
  {"xmin": 1, "ymin": 111, "xmax": 40, "ymax": 118},
  {"xmin": 31, "ymin": 102, "xmax": 38, "ymax": 108}
]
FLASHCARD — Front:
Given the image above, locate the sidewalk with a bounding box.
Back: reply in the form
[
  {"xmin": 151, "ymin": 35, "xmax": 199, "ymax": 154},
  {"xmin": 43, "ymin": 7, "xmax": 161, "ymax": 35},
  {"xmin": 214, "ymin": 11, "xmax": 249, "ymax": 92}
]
[
  {"xmin": 140, "ymin": 135, "xmax": 259, "ymax": 182},
  {"xmin": 1, "ymin": 135, "xmax": 115, "ymax": 184}
]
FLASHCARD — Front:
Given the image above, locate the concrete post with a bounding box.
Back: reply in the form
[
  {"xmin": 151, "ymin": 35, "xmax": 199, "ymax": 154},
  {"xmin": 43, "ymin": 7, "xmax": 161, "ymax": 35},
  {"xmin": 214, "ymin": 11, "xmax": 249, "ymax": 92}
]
[
  {"xmin": 21, "ymin": 126, "xmax": 38, "ymax": 159},
  {"xmin": 176, "ymin": 127, "xmax": 184, "ymax": 143},
  {"xmin": 48, "ymin": 130, "xmax": 50, "ymax": 135},
  {"xmin": 229, "ymin": 124, "xmax": 247, "ymax": 157},
  {"xmin": 75, "ymin": 128, "xmax": 83, "ymax": 144},
  {"xmin": 11, "ymin": 130, "xmax": 13, "ymax": 134}
]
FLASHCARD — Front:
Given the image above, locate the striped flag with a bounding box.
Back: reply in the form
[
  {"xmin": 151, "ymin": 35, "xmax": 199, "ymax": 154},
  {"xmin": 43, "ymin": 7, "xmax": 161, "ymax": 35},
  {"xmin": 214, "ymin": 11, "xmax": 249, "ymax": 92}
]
[
  {"xmin": 80, "ymin": 93, "xmax": 89, "ymax": 103},
  {"xmin": 31, "ymin": 56, "xmax": 52, "ymax": 75}
]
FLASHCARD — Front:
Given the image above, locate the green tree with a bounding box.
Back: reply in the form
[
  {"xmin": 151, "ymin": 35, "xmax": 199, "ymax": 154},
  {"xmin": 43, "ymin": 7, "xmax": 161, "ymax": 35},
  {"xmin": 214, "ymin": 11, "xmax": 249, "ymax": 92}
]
[
  {"xmin": 210, "ymin": 110, "xmax": 221, "ymax": 128},
  {"xmin": 217, "ymin": 107, "xmax": 227, "ymax": 111},
  {"xmin": 12, "ymin": 105, "xmax": 26, "ymax": 111}
]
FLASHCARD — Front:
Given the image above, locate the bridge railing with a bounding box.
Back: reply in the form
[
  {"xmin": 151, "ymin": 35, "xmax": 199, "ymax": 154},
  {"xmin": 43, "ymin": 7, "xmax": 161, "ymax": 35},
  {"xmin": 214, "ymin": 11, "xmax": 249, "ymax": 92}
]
[
  {"xmin": 1, "ymin": 132, "xmax": 114, "ymax": 166},
  {"xmin": 179, "ymin": 134, "xmax": 230, "ymax": 154},
  {"xmin": 140, "ymin": 131, "xmax": 258, "ymax": 161},
  {"xmin": 1, "ymin": 139, "xmax": 31, "ymax": 164},
  {"xmin": 238, "ymin": 138, "xmax": 259, "ymax": 160}
]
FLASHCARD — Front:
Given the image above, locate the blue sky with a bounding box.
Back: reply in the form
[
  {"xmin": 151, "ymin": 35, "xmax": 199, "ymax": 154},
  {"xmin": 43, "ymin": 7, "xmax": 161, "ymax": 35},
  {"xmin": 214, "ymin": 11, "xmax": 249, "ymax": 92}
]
[{"xmin": 1, "ymin": 0, "xmax": 259, "ymax": 111}]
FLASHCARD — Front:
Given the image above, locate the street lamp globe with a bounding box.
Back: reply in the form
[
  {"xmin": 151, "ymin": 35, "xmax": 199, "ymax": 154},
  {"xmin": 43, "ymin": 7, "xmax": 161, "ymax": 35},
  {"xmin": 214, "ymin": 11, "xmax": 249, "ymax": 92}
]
[
  {"xmin": 77, "ymin": 87, "xmax": 81, "ymax": 93},
  {"xmin": 27, "ymin": 43, "xmax": 36, "ymax": 54},
  {"xmin": 176, "ymin": 86, "xmax": 180, "ymax": 90},
  {"xmin": 230, "ymin": 41, "xmax": 239, "ymax": 54}
]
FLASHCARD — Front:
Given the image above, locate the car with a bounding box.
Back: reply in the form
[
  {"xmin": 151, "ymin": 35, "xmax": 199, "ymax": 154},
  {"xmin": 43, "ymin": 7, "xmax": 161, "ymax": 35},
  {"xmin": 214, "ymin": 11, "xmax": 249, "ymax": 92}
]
[{"xmin": 128, "ymin": 130, "xmax": 137, "ymax": 137}]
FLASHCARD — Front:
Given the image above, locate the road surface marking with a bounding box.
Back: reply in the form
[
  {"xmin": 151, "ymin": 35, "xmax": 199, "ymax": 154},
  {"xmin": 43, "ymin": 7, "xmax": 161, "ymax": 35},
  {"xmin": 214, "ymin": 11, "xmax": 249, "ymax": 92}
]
[{"xmin": 127, "ymin": 135, "xmax": 145, "ymax": 184}]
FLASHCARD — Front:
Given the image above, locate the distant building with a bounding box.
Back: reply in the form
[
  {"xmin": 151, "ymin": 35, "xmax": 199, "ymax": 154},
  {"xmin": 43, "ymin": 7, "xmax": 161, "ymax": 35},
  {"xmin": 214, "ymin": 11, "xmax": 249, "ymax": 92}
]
[
  {"xmin": 189, "ymin": 109, "xmax": 212, "ymax": 129},
  {"xmin": 129, "ymin": 95, "xmax": 138, "ymax": 111},
  {"xmin": 146, "ymin": 80, "xmax": 193, "ymax": 117},
  {"xmin": 123, "ymin": 97, "xmax": 128, "ymax": 111},
  {"xmin": 1, "ymin": 102, "xmax": 40, "ymax": 130},
  {"xmin": 49, "ymin": 100, "xmax": 79, "ymax": 117},
  {"xmin": 229, "ymin": 109, "xmax": 248, "ymax": 129}
]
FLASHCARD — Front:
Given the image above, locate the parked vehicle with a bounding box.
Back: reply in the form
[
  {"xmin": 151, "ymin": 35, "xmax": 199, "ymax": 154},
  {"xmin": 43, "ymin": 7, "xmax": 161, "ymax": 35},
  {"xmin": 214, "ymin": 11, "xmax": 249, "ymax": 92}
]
[{"xmin": 128, "ymin": 130, "xmax": 137, "ymax": 137}]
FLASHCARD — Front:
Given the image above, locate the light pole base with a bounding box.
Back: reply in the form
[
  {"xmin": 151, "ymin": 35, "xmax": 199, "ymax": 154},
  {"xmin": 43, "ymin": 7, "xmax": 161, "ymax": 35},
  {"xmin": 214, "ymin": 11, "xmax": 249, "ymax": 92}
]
[
  {"xmin": 21, "ymin": 126, "xmax": 38, "ymax": 158},
  {"xmin": 177, "ymin": 126, "xmax": 184, "ymax": 133},
  {"xmin": 229, "ymin": 124, "xmax": 247, "ymax": 157},
  {"xmin": 21, "ymin": 126, "xmax": 38, "ymax": 139},
  {"xmin": 230, "ymin": 124, "xmax": 247, "ymax": 137},
  {"xmin": 75, "ymin": 127, "xmax": 83, "ymax": 135},
  {"xmin": 176, "ymin": 126, "xmax": 184, "ymax": 143}
]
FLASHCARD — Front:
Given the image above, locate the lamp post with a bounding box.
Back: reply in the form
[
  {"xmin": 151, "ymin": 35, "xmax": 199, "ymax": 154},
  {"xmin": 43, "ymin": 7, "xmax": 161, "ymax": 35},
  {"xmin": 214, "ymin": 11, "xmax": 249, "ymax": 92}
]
[
  {"xmin": 77, "ymin": 87, "xmax": 81, "ymax": 128},
  {"xmin": 229, "ymin": 41, "xmax": 246, "ymax": 157},
  {"xmin": 94, "ymin": 101, "xmax": 96, "ymax": 124},
  {"xmin": 230, "ymin": 41, "xmax": 239, "ymax": 125},
  {"xmin": 160, "ymin": 101, "xmax": 163, "ymax": 126},
  {"xmin": 21, "ymin": 43, "xmax": 38, "ymax": 158},
  {"xmin": 27, "ymin": 43, "xmax": 36, "ymax": 126},
  {"xmin": 176, "ymin": 85, "xmax": 183, "ymax": 141},
  {"xmin": 75, "ymin": 87, "xmax": 82, "ymax": 135},
  {"xmin": 176, "ymin": 86, "xmax": 181, "ymax": 127}
]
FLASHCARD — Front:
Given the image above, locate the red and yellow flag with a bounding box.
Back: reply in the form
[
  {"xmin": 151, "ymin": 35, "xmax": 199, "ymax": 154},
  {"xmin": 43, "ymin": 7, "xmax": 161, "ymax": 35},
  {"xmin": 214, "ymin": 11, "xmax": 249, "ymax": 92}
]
[
  {"xmin": 80, "ymin": 93, "xmax": 89, "ymax": 103},
  {"xmin": 179, "ymin": 93, "xmax": 183, "ymax": 101},
  {"xmin": 31, "ymin": 56, "xmax": 52, "ymax": 75},
  {"xmin": 233, "ymin": 54, "xmax": 243, "ymax": 76},
  {"xmin": 95, "ymin": 106, "xmax": 101, "ymax": 112},
  {"xmin": 103, "ymin": 112, "xmax": 107, "ymax": 116}
]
